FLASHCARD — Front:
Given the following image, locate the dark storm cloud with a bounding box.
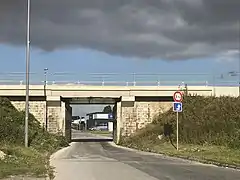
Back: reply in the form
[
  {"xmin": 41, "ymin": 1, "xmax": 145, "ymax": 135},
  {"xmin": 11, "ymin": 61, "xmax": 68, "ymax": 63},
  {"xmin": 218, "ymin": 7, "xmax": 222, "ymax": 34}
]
[{"xmin": 0, "ymin": 0, "xmax": 239, "ymax": 60}]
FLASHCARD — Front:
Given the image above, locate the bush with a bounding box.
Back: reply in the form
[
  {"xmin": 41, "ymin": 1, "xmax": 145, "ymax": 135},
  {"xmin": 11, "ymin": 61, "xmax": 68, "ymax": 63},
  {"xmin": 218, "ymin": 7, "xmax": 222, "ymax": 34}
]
[
  {"xmin": 0, "ymin": 97, "xmax": 68, "ymax": 178},
  {"xmin": 122, "ymin": 95, "xmax": 240, "ymax": 149},
  {"xmin": 0, "ymin": 97, "xmax": 68, "ymax": 151}
]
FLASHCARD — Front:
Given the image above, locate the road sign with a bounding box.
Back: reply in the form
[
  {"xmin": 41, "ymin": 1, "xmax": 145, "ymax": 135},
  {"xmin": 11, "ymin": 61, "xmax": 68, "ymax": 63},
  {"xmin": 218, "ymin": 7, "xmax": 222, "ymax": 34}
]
[
  {"xmin": 173, "ymin": 91, "xmax": 183, "ymax": 102},
  {"xmin": 108, "ymin": 114, "xmax": 113, "ymax": 119},
  {"xmin": 173, "ymin": 102, "xmax": 182, "ymax": 151},
  {"xmin": 173, "ymin": 102, "xmax": 182, "ymax": 112}
]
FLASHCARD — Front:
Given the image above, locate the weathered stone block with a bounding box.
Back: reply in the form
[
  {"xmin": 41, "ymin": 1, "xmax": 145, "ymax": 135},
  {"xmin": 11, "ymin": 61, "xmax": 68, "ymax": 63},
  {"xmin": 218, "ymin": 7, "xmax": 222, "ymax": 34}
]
[
  {"xmin": 11, "ymin": 100, "xmax": 71, "ymax": 139},
  {"xmin": 11, "ymin": 101, "xmax": 46, "ymax": 126}
]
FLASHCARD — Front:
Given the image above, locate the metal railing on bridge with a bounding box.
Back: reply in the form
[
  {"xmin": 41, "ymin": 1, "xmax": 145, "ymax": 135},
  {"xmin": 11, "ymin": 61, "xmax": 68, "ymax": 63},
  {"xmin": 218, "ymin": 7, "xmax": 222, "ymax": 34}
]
[{"xmin": 0, "ymin": 72, "xmax": 239, "ymax": 87}]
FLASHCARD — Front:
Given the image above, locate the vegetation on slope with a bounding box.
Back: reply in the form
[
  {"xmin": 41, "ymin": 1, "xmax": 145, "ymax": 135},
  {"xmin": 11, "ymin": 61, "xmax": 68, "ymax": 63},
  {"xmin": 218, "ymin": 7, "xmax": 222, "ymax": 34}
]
[
  {"xmin": 120, "ymin": 95, "xmax": 240, "ymax": 168},
  {"xmin": 0, "ymin": 97, "xmax": 68, "ymax": 179}
]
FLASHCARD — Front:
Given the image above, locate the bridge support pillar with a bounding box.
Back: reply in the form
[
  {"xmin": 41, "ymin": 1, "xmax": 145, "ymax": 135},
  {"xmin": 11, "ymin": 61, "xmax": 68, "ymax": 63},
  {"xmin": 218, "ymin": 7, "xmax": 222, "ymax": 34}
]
[
  {"xmin": 46, "ymin": 96, "xmax": 63, "ymax": 134},
  {"xmin": 64, "ymin": 101, "xmax": 72, "ymax": 142},
  {"xmin": 46, "ymin": 96, "xmax": 71, "ymax": 141},
  {"xmin": 116, "ymin": 96, "xmax": 135, "ymax": 144}
]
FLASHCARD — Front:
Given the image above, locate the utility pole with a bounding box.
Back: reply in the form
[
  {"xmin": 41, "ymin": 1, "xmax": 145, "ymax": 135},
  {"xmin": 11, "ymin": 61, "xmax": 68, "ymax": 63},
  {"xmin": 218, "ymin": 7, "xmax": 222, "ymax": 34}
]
[
  {"xmin": 25, "ymin": 0, "xmax": 31, "ymax": 147},
  {"xmin": 238, "ymin": 20, "xmax": 240, "ymax": 96},
  {"xmin": 44, "ymin": 68, "xmax": 48, "ymax": 130}
]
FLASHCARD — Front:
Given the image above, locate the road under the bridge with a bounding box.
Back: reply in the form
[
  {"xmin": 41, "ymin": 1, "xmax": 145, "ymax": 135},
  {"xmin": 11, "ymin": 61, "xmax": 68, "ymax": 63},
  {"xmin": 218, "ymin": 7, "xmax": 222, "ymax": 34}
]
[{"xmin": 50, "ymin": 132, "xmax": 240, "ymax": 180}]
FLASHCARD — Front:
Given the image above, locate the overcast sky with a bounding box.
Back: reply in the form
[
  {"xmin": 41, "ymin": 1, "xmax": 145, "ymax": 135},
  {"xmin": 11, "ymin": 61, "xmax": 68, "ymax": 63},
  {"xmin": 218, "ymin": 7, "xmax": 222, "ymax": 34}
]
[{"xmin": 1, "ymin": 0, "xmax": 239, "ymax": 61}]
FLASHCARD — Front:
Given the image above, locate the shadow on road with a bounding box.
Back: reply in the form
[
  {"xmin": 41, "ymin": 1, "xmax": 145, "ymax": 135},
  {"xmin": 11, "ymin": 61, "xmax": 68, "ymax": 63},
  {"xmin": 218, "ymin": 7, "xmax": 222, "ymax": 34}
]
[
  {"xmin": 71, "ymin": 130, "xmax": 113, "ymax": 143},
  {"xmin": 71, "ymin": 138, "xmax": 113, "ymax": 142}
]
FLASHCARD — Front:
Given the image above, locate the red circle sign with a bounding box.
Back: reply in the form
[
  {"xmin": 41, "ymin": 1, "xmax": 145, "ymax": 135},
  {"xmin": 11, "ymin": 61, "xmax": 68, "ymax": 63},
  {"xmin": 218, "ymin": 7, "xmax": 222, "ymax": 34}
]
[{"xmin": 173, "ymin": 91, "xmax": 183, "ymax": 102}]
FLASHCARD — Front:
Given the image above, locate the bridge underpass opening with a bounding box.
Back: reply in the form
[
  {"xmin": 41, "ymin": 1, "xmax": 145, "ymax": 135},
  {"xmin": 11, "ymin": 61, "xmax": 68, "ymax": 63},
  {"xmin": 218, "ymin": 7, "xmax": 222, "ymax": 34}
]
[
  {"xmin": 63, "ymin": 97, "xmax": 119, "ymax": 142},
  {"xmin": 5, "ymin": 95, "xmax": 174, "ymax": 144}
]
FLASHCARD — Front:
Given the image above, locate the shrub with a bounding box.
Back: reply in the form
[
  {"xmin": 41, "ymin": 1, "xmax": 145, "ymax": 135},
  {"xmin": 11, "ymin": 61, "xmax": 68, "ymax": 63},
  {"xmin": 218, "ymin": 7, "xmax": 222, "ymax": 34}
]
[
  {"xmin": 0, "ymin": 97, "xmax": 68, "ymax": 150},
  {"xmin": 122, "ymin": 95, "xmax": 240, "ymax": 149}
]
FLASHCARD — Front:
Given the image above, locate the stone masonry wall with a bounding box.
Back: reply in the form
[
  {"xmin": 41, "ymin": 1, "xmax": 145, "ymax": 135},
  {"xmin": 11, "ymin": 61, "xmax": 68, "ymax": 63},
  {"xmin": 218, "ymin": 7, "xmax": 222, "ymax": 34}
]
[
  {"xmin": 47, "ymin": 103, "xmax": 62, "ymax": 134},
  {"xmin": 11, "ymin": 100, "xmax": 66, "ymax": 136},
  {"xmin": 11, "ymin": 101, "xmax": 46, "ymax": 126},
  {"xmin": 121, "ymin": 102, "xmax": 172, "ymax": 137}
]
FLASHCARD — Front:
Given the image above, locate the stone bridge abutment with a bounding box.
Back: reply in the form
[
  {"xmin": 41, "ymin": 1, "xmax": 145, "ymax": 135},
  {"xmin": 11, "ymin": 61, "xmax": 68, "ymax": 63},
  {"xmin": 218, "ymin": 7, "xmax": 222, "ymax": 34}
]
[
  {"xmin": 116, "ymin": 96, "xmax": 172, "ymax": 143},
  {"xmin": 7, "ymin": 96, "xmax": 72, "ymax": 142}
]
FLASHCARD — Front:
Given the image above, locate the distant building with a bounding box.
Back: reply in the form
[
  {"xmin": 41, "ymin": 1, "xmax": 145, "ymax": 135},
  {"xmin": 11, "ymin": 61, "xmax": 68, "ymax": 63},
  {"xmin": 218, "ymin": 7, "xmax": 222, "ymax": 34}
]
[{"xmin": 86, "ymin": 112, "xmax": 113, "ymax": 131}]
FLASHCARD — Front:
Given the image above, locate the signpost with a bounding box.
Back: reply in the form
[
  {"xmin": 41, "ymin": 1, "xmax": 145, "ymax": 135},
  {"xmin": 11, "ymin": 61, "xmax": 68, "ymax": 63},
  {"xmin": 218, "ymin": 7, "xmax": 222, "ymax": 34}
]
[
  {"xmin": 173, "ymin": 91, "xmax": 183, "ymax": 102},
  {"xmin": 173, "ymin": 91, "xmax": 183, "ymax": 151}
]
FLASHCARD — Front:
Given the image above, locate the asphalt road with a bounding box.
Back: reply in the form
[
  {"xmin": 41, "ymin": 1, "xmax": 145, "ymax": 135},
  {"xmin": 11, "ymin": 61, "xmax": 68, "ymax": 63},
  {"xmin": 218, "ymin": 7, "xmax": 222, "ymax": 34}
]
[
  {"xmin": 50, "ymin": 131, "xmax": 240, "ymax": 180},
  {"xmin": 71, "ymin": 129, "xmax": 113, "ymax": 140}
]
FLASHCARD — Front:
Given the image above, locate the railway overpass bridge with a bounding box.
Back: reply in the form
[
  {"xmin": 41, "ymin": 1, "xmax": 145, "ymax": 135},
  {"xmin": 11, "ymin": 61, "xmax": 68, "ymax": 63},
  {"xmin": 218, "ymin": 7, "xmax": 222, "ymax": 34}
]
[{"xmin": 0, "ymin": 84, "xmax": 239, "ymax": 143}]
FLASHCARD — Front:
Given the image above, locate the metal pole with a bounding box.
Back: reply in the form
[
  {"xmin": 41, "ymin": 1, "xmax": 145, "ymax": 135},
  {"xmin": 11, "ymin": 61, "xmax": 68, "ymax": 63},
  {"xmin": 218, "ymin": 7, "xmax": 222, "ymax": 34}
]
[
  {"xmin": 238, "ymin": 20, "xmax": 240, "ymax": 96},
  {"xmin": 101, "ymin": 76, "xmax": 105, "ymax": 86},
  {"xmin": 44, "ymin": 68, "xmax": 48, "ymax": 130},
  {"xmin": 25, "ymin": 0, "xmax": 31, "ymax": 147},
  {"xmin": 133, "ymin": 73, "xmax": 136, "ymax": 86},
  {"xmin": 176, "ymin": 111, "xmax": 179, "ymax": 151}
]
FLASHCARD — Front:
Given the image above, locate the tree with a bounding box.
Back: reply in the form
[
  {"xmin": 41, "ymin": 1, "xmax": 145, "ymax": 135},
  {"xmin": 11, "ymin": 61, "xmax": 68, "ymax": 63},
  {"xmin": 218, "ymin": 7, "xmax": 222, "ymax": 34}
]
[{"xmin": 102, "ymin": 105, "xmax": 112, "ymax": 113}]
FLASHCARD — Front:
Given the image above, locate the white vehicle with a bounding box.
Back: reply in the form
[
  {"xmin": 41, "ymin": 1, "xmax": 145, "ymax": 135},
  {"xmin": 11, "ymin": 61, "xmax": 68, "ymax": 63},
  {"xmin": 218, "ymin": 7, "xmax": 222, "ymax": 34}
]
[
  {"xmin": 71, "ymin": 116, "xmax": 86, "ymax": 130},
  {"xmin": 71, "ymin": 116, "xmax": 81, "ymax": 125}
]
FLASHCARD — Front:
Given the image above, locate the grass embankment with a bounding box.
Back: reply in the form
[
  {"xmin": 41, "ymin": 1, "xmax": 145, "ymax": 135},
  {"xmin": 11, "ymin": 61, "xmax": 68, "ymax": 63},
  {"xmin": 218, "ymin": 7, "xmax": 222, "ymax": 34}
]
[
  {"xmin": 0, "ymin": 97, "xmax": 68, "ymax": 179},
  {"xmin": 120, "ymin": 95, "xmax": 240, "ymax": 168}
]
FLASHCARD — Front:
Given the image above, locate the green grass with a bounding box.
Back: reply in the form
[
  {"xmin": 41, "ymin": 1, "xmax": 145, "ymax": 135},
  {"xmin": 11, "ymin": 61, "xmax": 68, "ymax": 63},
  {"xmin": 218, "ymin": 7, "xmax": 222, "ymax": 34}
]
[
  {"xmin": 153, "ymin": 143, "xmax": 240, "ymax": 167},
  {"xmin": 122, "ymin": 141, "xmax": 240, "ymax": 168},
  {"xmin": 0, "ymin": 144, "xmax": 54, "ymax": 179},
  {"xmin": 0, "ymin": 97, "xmax": 68, "ymax": 179},
  {"xmin": 120, "ymin": 95, "xmax": 240, "ymax": 168}
]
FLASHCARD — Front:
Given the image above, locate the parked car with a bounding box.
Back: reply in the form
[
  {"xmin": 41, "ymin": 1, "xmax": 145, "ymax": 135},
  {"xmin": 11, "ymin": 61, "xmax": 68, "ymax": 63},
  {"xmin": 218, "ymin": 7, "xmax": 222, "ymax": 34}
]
[{"xmin": 90, "ymin": 125, "xmax": 108, "ymax": 131}]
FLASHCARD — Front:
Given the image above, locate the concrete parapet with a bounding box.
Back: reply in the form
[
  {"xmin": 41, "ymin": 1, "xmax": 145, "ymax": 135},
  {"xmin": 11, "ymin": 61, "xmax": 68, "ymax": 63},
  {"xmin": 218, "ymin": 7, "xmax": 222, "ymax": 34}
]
[
  {"xmin": 214, "ymin": 87, "xmax": 239, "ymax": 97},
  {"xmin": 1, "ymin": 85, "xmax": 239, "ymax": 97}
]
